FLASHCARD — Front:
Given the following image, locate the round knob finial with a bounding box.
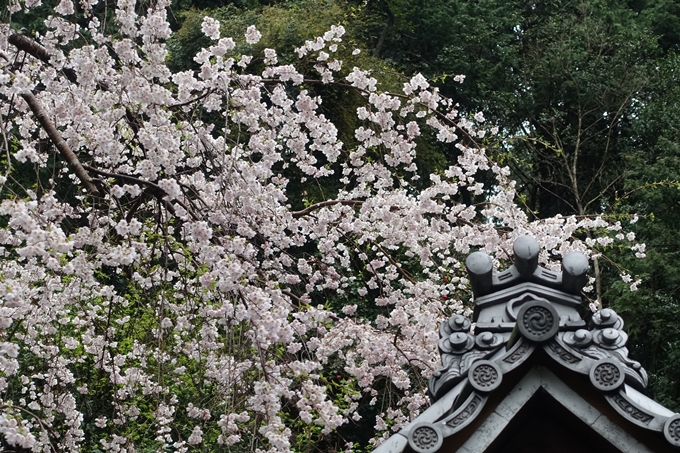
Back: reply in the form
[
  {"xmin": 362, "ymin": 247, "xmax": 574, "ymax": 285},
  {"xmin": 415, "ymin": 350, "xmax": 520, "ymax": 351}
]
[
  {"xmin": 466, "ymin": 251, "xmax": 493, "ymax": 296},
  {"xmin": 449, "ymin": 332, "xmax": 469, "ymax": 350},
  {"xmin": 602, "ymin": 328, "xmax": 620, "ymax": 345},
  {"xmin": 513, "ymin": 236, "xmax": 539, "ymax": 277}
]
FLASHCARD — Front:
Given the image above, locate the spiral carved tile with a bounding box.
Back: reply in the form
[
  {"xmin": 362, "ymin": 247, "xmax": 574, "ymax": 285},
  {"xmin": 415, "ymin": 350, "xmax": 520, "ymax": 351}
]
[
  {"xmin": 663, "ymin": 414, "xmax": 680, "ymax": 447},
  {"xmin": 589, "ymin": 358, "xmax": 625, "ymax": 391},
  {"xmin": 408, "ymin": 423, "xmax": 443, "ymax": 453},
  {"xmin": 468, "ymin": 360, "xmax": 502, "ymax": 392},
  {"xmin": 517, "ymin": 300, "xmax": 559, "ymax": 343}
]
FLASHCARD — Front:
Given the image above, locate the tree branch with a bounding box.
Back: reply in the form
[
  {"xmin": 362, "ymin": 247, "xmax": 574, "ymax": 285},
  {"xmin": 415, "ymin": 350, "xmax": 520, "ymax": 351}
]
[
  {"xmin": 21, "ymin": 92, "xmax": 100, "ymax": 195},
  {"xmin": 9, "ymin": 33, "xmax": 109, "ymax": 90},
  {"xmin": 373, "ymin": 8, "xmax": 394, "ymax": 59},
  {"xmin": 82, "ymin": 164, "xmax": 184, "ymax": 217}
]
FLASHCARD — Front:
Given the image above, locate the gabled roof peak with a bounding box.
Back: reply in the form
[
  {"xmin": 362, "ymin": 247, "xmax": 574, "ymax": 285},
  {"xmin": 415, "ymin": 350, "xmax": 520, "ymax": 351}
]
[
  {"xmin": 373, "ymin": 236, "xmax": 680, "ymax": 453},
  {"xmin": 374, "ymin": 236, "xmax": 680, "ymax": 453},
  {"xmin": 430, "ymin": 236, "xmax": 647, "ymax": 401}
]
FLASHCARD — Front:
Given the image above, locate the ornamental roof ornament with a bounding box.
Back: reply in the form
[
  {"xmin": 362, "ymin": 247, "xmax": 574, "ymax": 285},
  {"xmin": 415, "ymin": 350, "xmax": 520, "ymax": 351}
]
[
  {"xmin": 374, "ymin": 236, "xmax": 680, "ymax": 453},
  {"xmin": 429, "ymin": 235, "xmax": 647, "ymax": 402}
]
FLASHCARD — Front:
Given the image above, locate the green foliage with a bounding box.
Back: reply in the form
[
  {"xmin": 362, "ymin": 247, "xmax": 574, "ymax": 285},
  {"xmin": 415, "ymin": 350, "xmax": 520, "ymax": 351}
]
[
  {"xmin": 365, "ymin": 0, "xmax": 658, "ymax": 215},
  {"xmin": 639, "ymin": 0, "xmax": 680, "ymax": 53},
  {"xmin": 602, "ymin": 52, "xmax": 680, "ymax": 410}
]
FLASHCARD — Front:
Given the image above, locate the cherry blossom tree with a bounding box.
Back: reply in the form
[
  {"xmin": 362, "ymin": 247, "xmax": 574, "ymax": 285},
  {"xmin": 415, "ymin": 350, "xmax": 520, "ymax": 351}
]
[{"xmin": 0, "ymin": 1, "xmax": 642, "ymax": 451}]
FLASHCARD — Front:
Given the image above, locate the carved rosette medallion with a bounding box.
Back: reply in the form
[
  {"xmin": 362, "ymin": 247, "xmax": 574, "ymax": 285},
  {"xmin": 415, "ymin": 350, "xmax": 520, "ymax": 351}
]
[
  {"xmin": 664, "ymin": 414, "xmax": 680, "ymax": 447},
  {"xmin": 516, "ymin": 300, "xmax": 559, "ymax": 342},
  {"xmin": 589, "ymin": 358, "xmax": 625, "ymax": 392},
  {"xmin": 468, "ymin": 360, "xmax": 502, "ymax": 392},
  {"xmin": 408, "ymin": 423, "xmax": 443, "ymax": 453}
]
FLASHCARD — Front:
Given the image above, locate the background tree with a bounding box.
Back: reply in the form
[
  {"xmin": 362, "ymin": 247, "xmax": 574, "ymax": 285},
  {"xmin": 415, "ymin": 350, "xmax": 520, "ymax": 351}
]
[{"xmin": 606, "ymin": 51, "xmax": 680, "ymax": 410}]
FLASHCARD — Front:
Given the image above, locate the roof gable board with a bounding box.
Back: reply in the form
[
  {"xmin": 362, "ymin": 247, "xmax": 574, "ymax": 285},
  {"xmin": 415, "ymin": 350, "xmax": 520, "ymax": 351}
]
[{"xmin": 453, "ymin": 366, "xmax": 662, "ymax": 453}]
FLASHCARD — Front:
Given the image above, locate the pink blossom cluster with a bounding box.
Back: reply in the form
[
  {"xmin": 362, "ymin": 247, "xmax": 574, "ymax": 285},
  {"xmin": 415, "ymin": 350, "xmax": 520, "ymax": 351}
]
[{"xmin": 0, "ymin": 3, "xmax": 646, "ymax": 452}]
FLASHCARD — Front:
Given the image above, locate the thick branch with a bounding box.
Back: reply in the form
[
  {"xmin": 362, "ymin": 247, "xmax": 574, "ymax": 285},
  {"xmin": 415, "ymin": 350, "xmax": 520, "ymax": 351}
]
[
  {"xmin": 9, "ymin": 34, "xmax": 52, "ymax": 63},
  {"xmin": 21, "ymin": 92, "xmax": 100, "ymax": 195},
  {"xmin": 9, "ymin": 33, "xmax": 78, "ymax": 84}
]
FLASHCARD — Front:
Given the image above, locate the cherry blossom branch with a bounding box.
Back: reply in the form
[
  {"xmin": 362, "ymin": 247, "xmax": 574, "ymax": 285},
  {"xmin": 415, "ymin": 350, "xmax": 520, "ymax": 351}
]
[
  {"xmin": 8, "ymin": 33, "xmax": 109, "ymax": 90},
  {"xmin": 370, "ymin": 240, "xmax": 418, "ymax": 284},
  {"xmin": 6, "ymin": 35, "xmax": 102, "ymax": 196},
  {"xmin": 21, "ymin": 92, "xmax": 100, "ymax": 195},
  {"xmin": 261, "ymin": 77, "xmax": 482, "ymax": 143},
  {"xmin": 393, "ymin": 332, "xmax": 434, "ymax": 372},
  {"xmin": 8, "ymin": 34, "xmax": 77, "ymax": 82},
  {"xmin": 291, "ymin": 200, "xmax": 363, "ymax": 218},
  {"xmin": 82, "ymin": 165, "xmax": 183, "ymax": 217},
  {"xmin": 0, "ymin": 404, "xmax": 58, "ymax": 450}
]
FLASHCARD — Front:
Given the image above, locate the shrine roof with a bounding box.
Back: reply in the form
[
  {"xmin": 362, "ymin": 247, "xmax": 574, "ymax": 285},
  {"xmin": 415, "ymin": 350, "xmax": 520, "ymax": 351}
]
[{"xmin": 373, "ymin": 236, "xmax": 680, "ymax": 453}]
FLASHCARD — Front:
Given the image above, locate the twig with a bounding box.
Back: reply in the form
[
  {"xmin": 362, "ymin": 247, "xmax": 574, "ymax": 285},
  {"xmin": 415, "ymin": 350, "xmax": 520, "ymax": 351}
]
[
  {"xmin": 168, "ymin": 90, "xmax": 213, "ymax": 111},
  {"xmin": 291, "ymin": 200, "xmax": 363, "ymax": 218}
]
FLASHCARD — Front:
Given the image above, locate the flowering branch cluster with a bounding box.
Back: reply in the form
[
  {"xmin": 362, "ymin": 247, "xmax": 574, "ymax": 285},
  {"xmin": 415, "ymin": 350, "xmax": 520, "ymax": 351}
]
[{"xmin": 0, "ymin": 1, "xmax": 644, "ymax": 451}]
